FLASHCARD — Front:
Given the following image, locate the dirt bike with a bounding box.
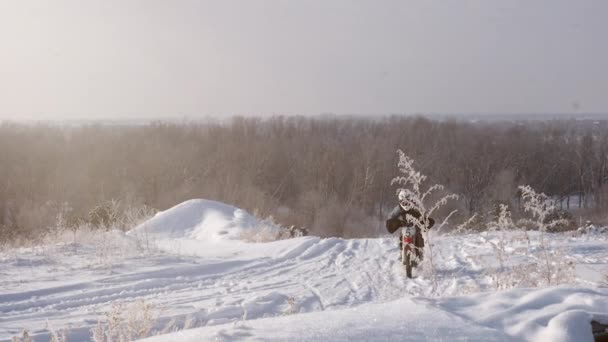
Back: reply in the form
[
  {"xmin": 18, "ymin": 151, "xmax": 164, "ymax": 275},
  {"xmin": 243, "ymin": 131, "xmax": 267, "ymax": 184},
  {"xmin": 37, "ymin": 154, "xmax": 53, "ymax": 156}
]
[{"xmin": 401, "ymin": 226, "xmax": 421, "ymax": 278}]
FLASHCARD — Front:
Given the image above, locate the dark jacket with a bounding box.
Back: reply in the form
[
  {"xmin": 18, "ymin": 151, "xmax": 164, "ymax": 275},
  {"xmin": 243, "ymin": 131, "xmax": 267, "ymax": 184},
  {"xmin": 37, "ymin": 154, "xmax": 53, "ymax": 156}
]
[{"xmin": 385, "ymin": 205, "xmax": 435, "ymax": 234}]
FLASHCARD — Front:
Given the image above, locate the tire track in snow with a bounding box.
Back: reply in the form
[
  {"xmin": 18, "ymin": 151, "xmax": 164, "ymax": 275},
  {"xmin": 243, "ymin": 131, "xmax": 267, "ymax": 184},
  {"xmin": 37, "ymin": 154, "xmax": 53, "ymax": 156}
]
[
  {"xmin": 0, "ymin": 236, "xmax": 436, "ymax": 340},
  {"xmin": 303, "ymin": 283, "xmax": 326, "ymax": 311}
]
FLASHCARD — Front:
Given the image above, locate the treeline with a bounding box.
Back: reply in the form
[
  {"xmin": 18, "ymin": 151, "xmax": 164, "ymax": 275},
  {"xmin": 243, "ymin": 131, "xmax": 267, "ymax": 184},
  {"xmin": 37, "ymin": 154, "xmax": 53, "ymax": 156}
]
[{"xmin": 1, "ymin": 116, "xmax": 607, "ymax": 240}]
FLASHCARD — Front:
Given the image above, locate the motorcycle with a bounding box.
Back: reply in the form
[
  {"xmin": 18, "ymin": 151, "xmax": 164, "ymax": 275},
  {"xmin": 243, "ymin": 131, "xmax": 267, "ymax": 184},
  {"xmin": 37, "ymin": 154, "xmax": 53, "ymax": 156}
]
[{"xmin": 401, "ymin": 226, "xmax": 422, "ymax": 278}]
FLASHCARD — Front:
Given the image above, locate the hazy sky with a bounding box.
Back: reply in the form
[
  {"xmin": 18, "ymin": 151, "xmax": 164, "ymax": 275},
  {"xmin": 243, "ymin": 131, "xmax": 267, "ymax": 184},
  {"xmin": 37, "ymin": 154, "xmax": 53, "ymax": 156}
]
[{"xmin": 0, "ymin": 0, "xmax": 606, "ymax": 119}]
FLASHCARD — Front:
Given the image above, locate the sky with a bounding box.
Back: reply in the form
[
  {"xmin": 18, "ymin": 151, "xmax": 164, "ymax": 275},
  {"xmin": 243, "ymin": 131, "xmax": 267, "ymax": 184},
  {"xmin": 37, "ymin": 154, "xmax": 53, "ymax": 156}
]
[{"xmin": 0, "ymin": 0, "xmax": 607, "ymax": 120}]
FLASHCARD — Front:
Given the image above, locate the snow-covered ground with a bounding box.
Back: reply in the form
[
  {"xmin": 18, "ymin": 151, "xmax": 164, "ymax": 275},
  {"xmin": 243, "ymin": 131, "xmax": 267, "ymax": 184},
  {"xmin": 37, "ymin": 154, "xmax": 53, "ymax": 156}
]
[{"xmin": 1, "ymin": 199, "xmax": 607, "ymax": 341}]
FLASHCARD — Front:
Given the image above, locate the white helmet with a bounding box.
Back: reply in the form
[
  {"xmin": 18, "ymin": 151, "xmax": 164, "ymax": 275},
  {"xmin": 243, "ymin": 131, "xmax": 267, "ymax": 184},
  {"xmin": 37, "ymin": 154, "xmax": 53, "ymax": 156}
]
[
  {"xmin": 398, "ymin": 189, "xmax": 408, "ymax": 202},
  {"xmin": 398, "ymin": 189, "xmax": 414, "ymax": 210}
]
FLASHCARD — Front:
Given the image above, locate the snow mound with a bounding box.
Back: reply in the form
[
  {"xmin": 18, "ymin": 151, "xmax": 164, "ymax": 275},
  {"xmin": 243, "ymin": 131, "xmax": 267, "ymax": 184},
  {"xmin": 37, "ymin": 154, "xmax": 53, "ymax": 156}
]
[
  {"xmin": 129, "ymin": 199, "xmax": 261, "ymax": 242},
  {"xmin": 433, "ymin": 286, "xmax": 608, "ymax": 342},
  {"xmin": 141, "ymin": 286, "xmax": 608, "ymax": 342}
]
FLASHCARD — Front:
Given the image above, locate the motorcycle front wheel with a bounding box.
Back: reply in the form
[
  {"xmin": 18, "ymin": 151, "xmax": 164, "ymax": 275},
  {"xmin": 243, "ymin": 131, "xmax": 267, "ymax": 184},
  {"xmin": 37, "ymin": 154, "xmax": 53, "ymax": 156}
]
[{"xmin": 402, "ymin": 245, "xmax": 413, "ymax": 278}]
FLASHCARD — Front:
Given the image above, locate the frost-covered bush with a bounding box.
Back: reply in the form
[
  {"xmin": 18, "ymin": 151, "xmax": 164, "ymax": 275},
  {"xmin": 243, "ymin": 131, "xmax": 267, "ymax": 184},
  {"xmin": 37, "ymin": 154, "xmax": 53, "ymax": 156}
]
[
  {"xmin": 91, "ymin": 299, "xmax": 157, "ymax": 342},
  {"xmin": 518, "ymin": 185, "xmax": 574, "ymax": 286},
  {"xmin": 10, "ymin": 330, "xmax": 32, "ymax": 342},
  {"xmin": 88, "ymin": 200, "xmax": 121, "ymax": 229},
  {"xmin": 482, "ymin": 204, "xmax": 515, "ymax": 289},
  {"xmin": 474, "ymin": 186, "xmax": 575, "ymax": 289},
  {"xmin": 11, "ymin": 324, "xmax": 70, "ymax": 342},
  {"xmin": 469, "ymin": 187, "xmax": 576, "ymax": 290},
  {"xmin": 88, "ymin": 200, "xmax": 157, "ymax": 231},
  {"xmin": 543, "ymin": 209, "xmax": 575, "ymax": 232}
]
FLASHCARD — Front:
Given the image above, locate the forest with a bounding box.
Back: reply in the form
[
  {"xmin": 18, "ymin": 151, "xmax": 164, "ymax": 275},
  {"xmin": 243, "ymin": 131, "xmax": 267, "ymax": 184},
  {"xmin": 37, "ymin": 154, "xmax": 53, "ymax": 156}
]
[{"xmin": 1, "ymin": 115, "xmax": 607, "ymax": 241}]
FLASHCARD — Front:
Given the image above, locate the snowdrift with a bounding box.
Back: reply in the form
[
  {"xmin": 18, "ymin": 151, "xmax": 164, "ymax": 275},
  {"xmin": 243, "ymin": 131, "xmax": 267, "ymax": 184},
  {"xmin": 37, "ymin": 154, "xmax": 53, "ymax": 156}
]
[
  {"xmin": 129, "ymin": 199, "xmax": 262, "ymax": 242},
  {"xmin": 433, "ymin": 286, "xmax": 608, "ymax": 342},
  {"xmin": 141, "ymin": 287, "xmax": 608, "ymax": 342}
]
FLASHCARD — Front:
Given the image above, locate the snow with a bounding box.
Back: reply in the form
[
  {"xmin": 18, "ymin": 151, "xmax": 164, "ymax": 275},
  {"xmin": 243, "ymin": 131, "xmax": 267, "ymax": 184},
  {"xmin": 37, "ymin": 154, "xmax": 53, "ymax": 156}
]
[
  {"xmin": 140, "ymin": 287, "xmax": 608, "ymax": 342},
  {"xmin": 1, "ymin": 198, "xmax": 607, "ymax": 341},
  {"xmin": 432, "ymin": 287, "xmax": 608, "ymax": 342},
  {"xmin": 141, "ymin": 297, "xmax": 512, "ymax": 342},
  {"xmin": 129, "ymin": 199, "xmax": 260, "ymax": 242}
]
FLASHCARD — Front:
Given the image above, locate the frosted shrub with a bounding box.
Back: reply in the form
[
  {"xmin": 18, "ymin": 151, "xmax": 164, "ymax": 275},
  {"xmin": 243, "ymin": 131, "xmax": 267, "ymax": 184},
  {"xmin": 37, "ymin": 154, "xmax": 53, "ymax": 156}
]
[
  {"xmin": 91, "ymin": 299, "xmax": 157, "ymax": 342},
  {"xmin": 80, "ymin": 228, "xmax": 140, "ymax": 268},
  {"xmin": 518, "ymin": 185, "xmax": 574, "ymax": 286},
  {"xmin": 449, "ymin": 213, "xmax": 479, "ymax": 235},
  {"xmin": 483, "ymin": 204, "xmax": 515, "ymax": 289},
  {"xmin": 49, "ymin": 328, "xmax": 68, "ymax": 342},
  {"xmin": 481, "ymin": 205, "xmax": 540, "ymax": 289},
  {"xmin": 125, "ymin": 300, "xmax": 155, "ymax": 340},
  {"xmin": 17, "ymin": 202, "xmax": 161, "ymax": 266},
  {"xmin": 479, "ymin": 188, "xmax": 575, "ymax": 289},
  {"xmin": 10, "ymin": 330, "xmax": 32, "ymax": 342},
  {"xmin": 89, "ymin": 200, "xmax": 122, "ymax": 229},
  {"xmin": 391, "ymin": 150, "xmax": 458, "ymax": 291},
  {"xmin": 284, "ymin": 297, "xmax": 299, "ymax": 315},
  {"xmin": 112, "ymin": 204, "xmax": 158, "ymax": 254},
  {"xmin": 120, "ymin": 204, "xmax": 158, "ymax": 231}
]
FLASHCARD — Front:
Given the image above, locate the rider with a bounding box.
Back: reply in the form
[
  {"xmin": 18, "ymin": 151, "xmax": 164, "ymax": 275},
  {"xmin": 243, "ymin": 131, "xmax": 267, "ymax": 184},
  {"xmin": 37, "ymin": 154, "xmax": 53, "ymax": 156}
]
[{"xmin": 385, "ymin": 190, "xmax": 435, "ymax": 261}]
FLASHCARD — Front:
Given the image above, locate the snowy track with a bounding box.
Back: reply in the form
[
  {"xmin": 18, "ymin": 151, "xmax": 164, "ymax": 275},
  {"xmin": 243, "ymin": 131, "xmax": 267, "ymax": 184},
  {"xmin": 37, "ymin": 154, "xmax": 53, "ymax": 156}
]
[
  {"xmin": 0, "ymin": 236, "xmax": 427, "ymax": 340},
  {"xmin": 1, "ymin": 199, "xmax": 607, "ymax": 341},
  {"xmin": 2, "ymin": 232, "xmax": 607, "ymax": 341}
]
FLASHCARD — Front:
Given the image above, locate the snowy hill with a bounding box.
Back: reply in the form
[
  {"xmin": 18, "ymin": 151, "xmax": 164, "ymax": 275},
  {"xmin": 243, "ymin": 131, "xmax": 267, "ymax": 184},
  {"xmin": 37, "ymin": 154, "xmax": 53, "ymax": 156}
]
[
  {"xmin": 0, "ymin": 199, "xmax": 607, "ymax": 341},
  {"xmin": 129, "ymin": 199, "xmax": 262, "ymax": 242}
]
